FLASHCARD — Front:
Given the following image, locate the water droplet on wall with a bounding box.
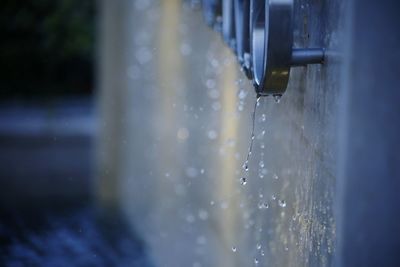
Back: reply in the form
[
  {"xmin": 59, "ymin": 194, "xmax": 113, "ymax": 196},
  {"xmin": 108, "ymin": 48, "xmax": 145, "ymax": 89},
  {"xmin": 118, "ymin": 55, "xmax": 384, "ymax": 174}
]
[
  {"xmin": 238, "ymin": 89, "xmax": 247, "ymax": 100},
  {"xmin": 207, "ymin": 130, "xmax": 218, "ymax": 140},
  {"xmin": 258, "ymin": 202, "xmax": 269, "ymax": 209},
  {"xmin": 243, "ymin": 162, "xmax": 249, "ymax": 172},
  {"xmin": 259, "ymin": 161, "xmax": 264, "ymax": 168},
  {"xmin": 273, "ymin": 95, "xmax": 282, "ymax": 103}
]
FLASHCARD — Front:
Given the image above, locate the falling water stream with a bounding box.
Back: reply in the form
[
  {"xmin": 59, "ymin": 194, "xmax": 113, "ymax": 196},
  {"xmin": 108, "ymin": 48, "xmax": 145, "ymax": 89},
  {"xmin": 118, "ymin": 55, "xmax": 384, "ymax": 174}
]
[{"xmin": 241, "ymin": 95, "xmax": 261, "ymax": 185}]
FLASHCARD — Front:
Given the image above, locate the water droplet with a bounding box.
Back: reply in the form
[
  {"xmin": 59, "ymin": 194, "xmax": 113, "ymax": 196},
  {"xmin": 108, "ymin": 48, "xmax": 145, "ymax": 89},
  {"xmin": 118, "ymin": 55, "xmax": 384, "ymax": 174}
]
[
  {"xmin": 200, "ymin": 169, "xmax": 205, "ymax": 174},
  {"xmin": 254, "ymin": 258, "xmax": 259, "ymax": 265},
  {"xmin": 258, "ymin": 202, "xmax": 269, "ymax": 209},
  {"xmin": 206, "ymin": 79, "xmax": 216, "ymax": 89},
  {"xmin": 196, "ymin": 235, "xmax": 207, "ymax": 245},
  {"xmin": 227, "ymin": 138, "xmax": 236, "ymax": 147},
  {"xmin": 273, "ymin": 95, "xmax": 282, "ymax": 103},
  {"xmin": 186, "ymin": 214, "xmax": 195, "ymax": 223},
  {"xmin": 243, "ymin": 162, "xmax": 249, "ymax": 172},
  {"xmin": 210, "ymin": 200, "xmax": 215, "ymax": 205},
  {"xmin": 180, "ymin": 43, "xmax": 192, "ymax": 56},
  {"xmin": 232, "ymin": 246, "xmax": 237, "ymax": 252},
  {"xmin": 207, "ymin": 130, "xmax": 218, "ymax": 140},
  {"xmin": 212, "ymin": 101, "xmax": 221, "ymax": 111},
  {"xmin": 238, "ymin": 89, "xmax": 247, "ymax": 100},
  {"xmin": 273, "ymin": 173, "xmax": 279, "ymax": 180},
  {"xmin": 256, "ymin": 96, "xmax": 261, "ymax": 106},
  {"xmin": 240, "ymin": 177, "xmax": 247, "ymax": 185},
  {"xmin": 271, "ymin": 194, "xmax": 277, "ymax": 200},
  {"xmin": 261, "ymin": 114, "xmax": 266, "ymax": 121},
  {"xmin": 251, "ymin": 134, "xmax": 255, "ymax": 140},
  {"xmin": 235, "ymin": 79, "xmax": 243, "ymax": 85},
  {"xmin": 261, "ymin": 250, "xmax": 265, "ymax": 256},
  {"xmin": 198, "ymin": 209, "xmax": 209, "ymax": 220},
  {"xmin": 278, "ymin": 200, "xmax": 287, "ymax": 208},
  {"xmin": 259, "ymin": 161, "xmax": 264, "ymax": 168},
  {"xmin": 257, "ymin": 244, "xmax": 262, "ymax": 250}
]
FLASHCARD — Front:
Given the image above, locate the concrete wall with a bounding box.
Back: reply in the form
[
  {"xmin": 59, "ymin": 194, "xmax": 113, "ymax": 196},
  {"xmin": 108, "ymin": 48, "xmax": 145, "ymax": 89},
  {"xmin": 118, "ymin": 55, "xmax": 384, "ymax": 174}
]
[
  {"xmin": 336, "ymin": 1, "xmax": 400, "ymax": 266},
  {"xmin": 97, "ymin": 0, "xmax": 400, "ymax": 266}
]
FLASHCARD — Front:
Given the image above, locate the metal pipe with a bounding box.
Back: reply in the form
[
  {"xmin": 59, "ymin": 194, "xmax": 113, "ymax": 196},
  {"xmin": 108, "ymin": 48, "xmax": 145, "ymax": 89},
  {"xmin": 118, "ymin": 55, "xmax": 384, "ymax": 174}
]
[{"xmin": 291, "ymin": 48, "xmax": 325, "ymax": 66}]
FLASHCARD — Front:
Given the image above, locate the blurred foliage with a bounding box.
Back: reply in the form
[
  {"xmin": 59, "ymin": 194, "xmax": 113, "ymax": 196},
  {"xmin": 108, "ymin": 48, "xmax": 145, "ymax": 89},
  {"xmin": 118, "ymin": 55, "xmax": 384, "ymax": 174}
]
[{"xmin": 0, "ymin": 0, "xmax": 95, "ymax": 98}]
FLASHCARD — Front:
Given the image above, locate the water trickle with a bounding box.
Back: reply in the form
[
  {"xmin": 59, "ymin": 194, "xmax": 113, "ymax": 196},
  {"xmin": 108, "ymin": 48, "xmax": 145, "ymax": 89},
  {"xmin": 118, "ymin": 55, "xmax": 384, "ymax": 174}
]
[{"xmin": 242, "ymin": 96, "xmax": 261, "ymax": 173}]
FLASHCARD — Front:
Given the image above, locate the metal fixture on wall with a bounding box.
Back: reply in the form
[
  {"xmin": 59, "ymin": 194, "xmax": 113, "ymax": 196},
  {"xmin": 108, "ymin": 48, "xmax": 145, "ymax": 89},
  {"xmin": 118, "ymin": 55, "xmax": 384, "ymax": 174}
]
[
  {"xmin": 201, "ymin": 0, "xmax": 325, "ymax": 96},
  {"xmin": 234, "ymin": 0, "xmax": 252, "ymax": 78}
]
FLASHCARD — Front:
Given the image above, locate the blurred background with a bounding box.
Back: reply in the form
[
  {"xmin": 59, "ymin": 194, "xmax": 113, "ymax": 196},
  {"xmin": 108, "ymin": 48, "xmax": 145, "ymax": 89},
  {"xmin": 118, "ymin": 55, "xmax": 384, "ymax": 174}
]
[
  {"xmin": 0, "ymin": 0, "xmax": 399, "ymax": 267},
  {"xmin": 0, "ymin": 1, "xmax": 152, "ymax": 266}
]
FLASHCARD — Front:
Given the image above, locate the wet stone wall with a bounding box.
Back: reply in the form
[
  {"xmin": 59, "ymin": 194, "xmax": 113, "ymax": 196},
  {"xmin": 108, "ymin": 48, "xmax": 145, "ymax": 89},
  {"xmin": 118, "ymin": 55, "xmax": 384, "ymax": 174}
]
[{"xmin": 97, "ymin": 0, "xmax": 345, "ymax": 266}]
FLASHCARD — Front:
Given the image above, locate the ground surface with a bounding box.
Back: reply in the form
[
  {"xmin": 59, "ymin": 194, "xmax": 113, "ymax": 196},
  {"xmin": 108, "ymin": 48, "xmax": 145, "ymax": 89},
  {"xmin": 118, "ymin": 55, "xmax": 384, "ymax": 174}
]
[{"xmin": 0, "ymin": 204, "xmax": 153, "ymax": 267}]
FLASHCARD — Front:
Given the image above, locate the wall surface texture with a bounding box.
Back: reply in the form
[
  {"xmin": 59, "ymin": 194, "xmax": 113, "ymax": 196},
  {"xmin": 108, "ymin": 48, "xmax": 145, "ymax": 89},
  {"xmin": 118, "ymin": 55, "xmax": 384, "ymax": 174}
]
[{"xmin": 97, "ymin": 0, "xmax": 400, "ymax": 267}]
